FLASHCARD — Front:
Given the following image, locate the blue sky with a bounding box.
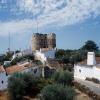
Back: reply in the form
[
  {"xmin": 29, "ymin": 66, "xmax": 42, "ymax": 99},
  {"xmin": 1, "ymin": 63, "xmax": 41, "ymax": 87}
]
[{"xmin": 0, "ymin": 0, "xmax": 100, "ymax": 53}]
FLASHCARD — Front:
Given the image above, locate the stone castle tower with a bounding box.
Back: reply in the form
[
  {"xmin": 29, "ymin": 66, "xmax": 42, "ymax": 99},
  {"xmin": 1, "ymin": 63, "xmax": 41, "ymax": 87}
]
[{"xmin": 31, "ymin": 33, "xmax": 56, "ymax": 51}]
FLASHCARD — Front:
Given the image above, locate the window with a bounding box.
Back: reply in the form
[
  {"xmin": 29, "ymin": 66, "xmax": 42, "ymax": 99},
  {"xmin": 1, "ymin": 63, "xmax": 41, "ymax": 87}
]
[
  {"xmin": 34, "ymin": 69, "xmax": 37, "ymax": 74},
  {"xmin": 6, "ymin": 72, "xmax": 8, "ymax": 76},
  {"xmin": 79, "ymin": 69, "xmax": 81, "ymax": 73},
  {"xmin": 1, "ymin": 80, "xmax": 4, "ymax": 84}
]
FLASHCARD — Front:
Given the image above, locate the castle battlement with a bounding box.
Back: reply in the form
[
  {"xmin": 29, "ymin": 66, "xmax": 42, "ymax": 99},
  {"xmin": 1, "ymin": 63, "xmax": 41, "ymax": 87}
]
[{"xmin": 31, "ymin": 33, "xmax": 56, "ymax": 51}]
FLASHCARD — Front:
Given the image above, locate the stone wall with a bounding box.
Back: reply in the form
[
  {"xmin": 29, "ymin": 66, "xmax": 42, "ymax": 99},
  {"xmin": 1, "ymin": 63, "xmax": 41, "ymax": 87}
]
[{"xmin": 31, "ymin": 33, "xmax": 56, "ymax": 51}]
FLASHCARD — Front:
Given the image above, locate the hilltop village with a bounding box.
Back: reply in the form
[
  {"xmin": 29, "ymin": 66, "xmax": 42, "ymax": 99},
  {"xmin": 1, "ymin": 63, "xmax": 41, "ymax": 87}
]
[
  {"xmin": 0, "ymin": 33, "xmax": 100, "ymax": 100},
  {"xmin": 0, "ymin": 33, "xmax": 58, "ymax": 90}
]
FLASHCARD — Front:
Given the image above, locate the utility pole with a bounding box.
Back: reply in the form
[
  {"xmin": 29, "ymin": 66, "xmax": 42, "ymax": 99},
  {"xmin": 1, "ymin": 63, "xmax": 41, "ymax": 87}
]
[
  {"xmin": 8, "ymin": 32, "xmax": 10, "ymax": 52},
  {"xmin": 36, "ymin": 17, "xmax": 39, "ymax": 33}
]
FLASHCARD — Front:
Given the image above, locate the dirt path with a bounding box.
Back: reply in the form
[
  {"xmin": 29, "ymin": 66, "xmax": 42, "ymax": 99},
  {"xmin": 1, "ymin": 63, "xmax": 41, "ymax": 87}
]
[{"xmin": 75, "ymin": 89, "xmax": 92, "ymax": 100}]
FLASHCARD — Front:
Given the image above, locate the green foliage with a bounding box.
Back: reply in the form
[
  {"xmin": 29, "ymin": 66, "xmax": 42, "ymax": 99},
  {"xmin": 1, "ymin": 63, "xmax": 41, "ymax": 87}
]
[
  {"xmin": 8, "ymin": 73, "xmax": 38, "ymax": 100},
  {"xmin": 56, "ymin": 49, "xmax": 85, "ymax": 65},
  {"xmin": 15, "ymin": 50, "xmax": 20, "ymax": 53},
  {"xmin": 81, "ymin": 40, "xmax": 99, "ymax": 51},
  {"xmin": 33, "ymin": 60, "xmax": 43, "ymax": 65},
  {"xmin": 0, "ymin": 53, "xmax": 13, "ymax": 64},
  {"xmin": 62, "ymin": 56, "xmax": 70, "ymax": 64},
  {"xmin": 52, "ymin": 70, "xmax": 73, "ymax": 86},
  {"xmin": 40, "ymin": 84, "xmax": 75, "ymax": 100},
  {"xmin": 23, "ymin": 55, "xmax": 34, "ymax": 61},
  {"xmin": 8, "ymin": 73, "xmax": 26, "ymax": 100},
  {"xmin": 55, "ymin": 49, "xmax": 66, "ymax": 59},
  {"xmin": 10, "ymin": 54, "xmax": 34, "ymax": 66},
  {"xmin": 8, "ymin": 73, "xmax": 53, "ymax": 100},
  {"xmin": 5, "ymin": 52, "xmax": 14, "ymax": 61},
  {"xmin": 56, "ymin": 40, "xmax": 99, "ymax": 65}
]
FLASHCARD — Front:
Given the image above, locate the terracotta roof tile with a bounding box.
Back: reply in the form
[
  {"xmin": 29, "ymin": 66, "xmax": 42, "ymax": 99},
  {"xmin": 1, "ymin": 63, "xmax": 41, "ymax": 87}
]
[
  {"xmin": 0, "ymin": 65, "xmax": 5, "ymax": 73},
  {"xmin": 6, "ymin": 62, "xmax": 31, "ymax": 75}
]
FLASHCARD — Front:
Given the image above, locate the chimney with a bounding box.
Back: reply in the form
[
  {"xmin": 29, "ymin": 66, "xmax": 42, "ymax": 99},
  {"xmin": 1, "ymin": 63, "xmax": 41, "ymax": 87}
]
[{"xmin": 87, "ymin": 52, "xmax": 96, "ymax": 65}]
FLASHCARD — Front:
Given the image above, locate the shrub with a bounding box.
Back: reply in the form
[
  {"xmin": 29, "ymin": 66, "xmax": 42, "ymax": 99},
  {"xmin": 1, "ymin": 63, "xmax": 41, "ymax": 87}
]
[
  {"xmin": 40, "ymin": 84, "xmax": 75, "ymax": 100},
  {"xmin": 8, "ymin": 73, "xmax": 54, "ymax": 100},
  {"xmin": 8, "ymin": 73, "xmax": 39, "ymax": 100},
  {"xmin": 8, "ymin": 73, "xmax": 26, "ymax": 100},
  {"xmin": 52, "ymin": 70, "xmax": 73, "ymax": 86}
]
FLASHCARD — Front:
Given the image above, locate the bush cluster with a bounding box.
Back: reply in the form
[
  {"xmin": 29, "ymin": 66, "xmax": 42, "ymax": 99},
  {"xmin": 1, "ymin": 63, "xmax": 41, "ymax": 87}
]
[
  {"xmin": 52, "ymin": 70, "xmax": 73, "ymax": 86},
  {"xmin": 8, "ymin": 70, "xmax": 75, "ymax": 100},
  {"xmin": 8, "ymin": 73, "xmax": 51, "ymax": 100},
  {"xmin": 40, "ymin": 84, "xmax": 75, "ymax": 100},
  {"xmin": 40, "ymin": 70, "xmax": 75, "ymax": 100}
]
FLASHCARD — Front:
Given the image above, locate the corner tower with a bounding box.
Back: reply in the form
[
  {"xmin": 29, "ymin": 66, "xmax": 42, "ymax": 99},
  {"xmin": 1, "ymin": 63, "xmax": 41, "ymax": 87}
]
[
  {"xmin": 47, "ymin": 33, "xmax": 56, "ymax": 49},
  {"xmin": 31, "ymin": 33, "xmax": 40, "ymax": 51}
]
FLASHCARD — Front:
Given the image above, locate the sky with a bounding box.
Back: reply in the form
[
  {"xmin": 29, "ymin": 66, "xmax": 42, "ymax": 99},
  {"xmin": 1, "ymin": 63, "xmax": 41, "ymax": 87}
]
[{"xmin": 0, "ymin": 0, "xmax": 100, "ymax": 53}]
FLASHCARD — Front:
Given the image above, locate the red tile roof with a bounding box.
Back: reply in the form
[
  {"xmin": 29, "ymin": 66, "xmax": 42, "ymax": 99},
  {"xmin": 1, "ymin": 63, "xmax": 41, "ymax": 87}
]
[
  {"xmin": 6, "ymin": 62, "xmax": 31, "ymax": 75},
  {"xmin": 0, "ymin": 65, "xmax": 5, "ymax": 73}
]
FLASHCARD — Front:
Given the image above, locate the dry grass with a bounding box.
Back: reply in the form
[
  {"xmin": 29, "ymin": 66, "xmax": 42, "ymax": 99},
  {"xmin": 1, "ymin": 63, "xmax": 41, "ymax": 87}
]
[
  {"xmin": 0, "ymin": 91, "xmax": 9, "ymax": 100},
  {"xmin": 75, "ymin": 89, "xmax": 92, "ymax": 100},
  {"xmin": 0, "ymin": 91, "xmax": 37, "ymax": 100}
]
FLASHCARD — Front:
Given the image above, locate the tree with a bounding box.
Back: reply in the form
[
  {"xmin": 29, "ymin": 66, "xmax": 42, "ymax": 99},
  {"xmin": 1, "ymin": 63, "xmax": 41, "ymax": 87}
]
[
  {"xmin": 8, "ymin": 72, "xmax": 53, "ymax": 100},
  {"xmin": 62, "ymin": 56, "xmax": 70, "ymax": 64},
  {"xmin": 81, "ymin": 40, "xmax": 99, "ymax": 52},
  {"xmin": 8, "ymin": 73, "xmax": 39, "ymax": 100},
  {"xmin": 52, "ymin": 70, "xmax": 73, "ymax": 86},
  {"xmin": 8, "ymin": 73, "xmax": 26, "ymax": 100},
  {"xmin": 40, "ymin": 84, "xmax": 75, "ymax": 100},
  {"xmin": 55, "ymin": 49, "xmax": 66, "ymax": 59}
]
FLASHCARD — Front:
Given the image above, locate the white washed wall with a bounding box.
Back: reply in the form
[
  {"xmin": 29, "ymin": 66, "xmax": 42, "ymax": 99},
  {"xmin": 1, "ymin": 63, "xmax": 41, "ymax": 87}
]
[
  {"xmin": 0, "ymin": 68, "xmax": 30, "ymax": 91},
  {"xmin": 74, "ymin": 65, "xmax": 94, "ymax": 80},
  {"xmin": 35, "ymin": 51, "xmax": 47, "ymax": 64},
  {"xmin": 74, "ymin": 65, "xmax": 100, "ymax": 81},
  {"xmin": 43, "ymin": 50, "xmax": 56, "ymax": 58},
  {"xmin": 0, "ymin": 72, "xmax": 8, "ymax": 90},
  {"xmin": 93, "ymin": 67, "xmax": 100, "ymax": 80},
  {"xmin": 35, "ymin": 50, "xmax": 55, "ymax": 64}
]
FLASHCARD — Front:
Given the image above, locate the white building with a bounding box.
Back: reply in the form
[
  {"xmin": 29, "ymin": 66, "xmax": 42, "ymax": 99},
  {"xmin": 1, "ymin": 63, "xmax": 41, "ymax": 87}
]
[
  {"xmin": 0, "ymin": 66, "xmax": 8, "ymax": 90},
  {"xmin": 0, "ymin": 60, "xmax": 45, "ymax": 91},
  {"xmin": 0, "ymin": 61, "xmax": 31, "ymax": 90},
  {"xmin": 12, "ymin": 52, "xmax": 23, "ymax": 60},
  {"xmin": 34, "ymin": 49, "xmax": 56, "ymax": 65},
  {"xmin": 74, "ymin": 52, "xmax": 100, "ymax": 81}
]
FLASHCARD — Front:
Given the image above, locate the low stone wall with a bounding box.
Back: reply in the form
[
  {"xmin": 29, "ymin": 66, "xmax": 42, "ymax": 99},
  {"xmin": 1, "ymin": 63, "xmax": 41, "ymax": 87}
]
[
  {"xmin": 74, "ymin": 81, "xmax": 100, "ymax": 100},
  {"xmin": 86, "ymin": 77, "xmax": 100, "ymax": 84}
]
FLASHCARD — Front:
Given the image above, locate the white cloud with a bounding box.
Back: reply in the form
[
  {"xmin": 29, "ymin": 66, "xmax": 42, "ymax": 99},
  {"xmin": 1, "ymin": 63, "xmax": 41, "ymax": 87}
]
[
  {"xmin": 0, "ymin": 19, "xmax": 37, "ymax": 36},
  {"xmin": 0, "ymin": 0, "xmax": 100, "ymax": 36}
]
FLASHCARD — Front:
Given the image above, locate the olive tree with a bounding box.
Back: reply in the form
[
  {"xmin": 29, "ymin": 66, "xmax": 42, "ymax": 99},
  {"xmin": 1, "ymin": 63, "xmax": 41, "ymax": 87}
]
[{"xmin": 40, "ymin": 84, "xmax": 75, "ymax": 100}]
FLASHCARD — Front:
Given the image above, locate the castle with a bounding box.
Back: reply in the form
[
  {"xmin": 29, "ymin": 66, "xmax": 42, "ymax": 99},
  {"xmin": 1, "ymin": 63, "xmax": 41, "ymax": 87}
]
[{"xmin": 31, "ymin": 33, "xmax": 56, "ymax": 51}]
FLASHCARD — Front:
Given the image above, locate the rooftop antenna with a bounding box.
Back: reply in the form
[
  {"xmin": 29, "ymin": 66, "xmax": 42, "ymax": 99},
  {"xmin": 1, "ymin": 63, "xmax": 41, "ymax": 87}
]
[
  {"xmin": 36, "ymin": 16, "xmax": 39, "ymax": 33},
  {"xmin": 8, "ymin": 32, "xmax": 11, "ymax": 52}
]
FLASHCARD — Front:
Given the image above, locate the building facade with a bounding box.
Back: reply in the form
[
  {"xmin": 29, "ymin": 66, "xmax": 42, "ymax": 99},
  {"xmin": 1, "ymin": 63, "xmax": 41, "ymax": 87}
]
[
  {"xmin": 74, "ymin": 52, "xmax": 100, "ymax": 81},
  {"xmin": 31, "ymin": 33, "xmax": 56, "ymax": 51}
]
